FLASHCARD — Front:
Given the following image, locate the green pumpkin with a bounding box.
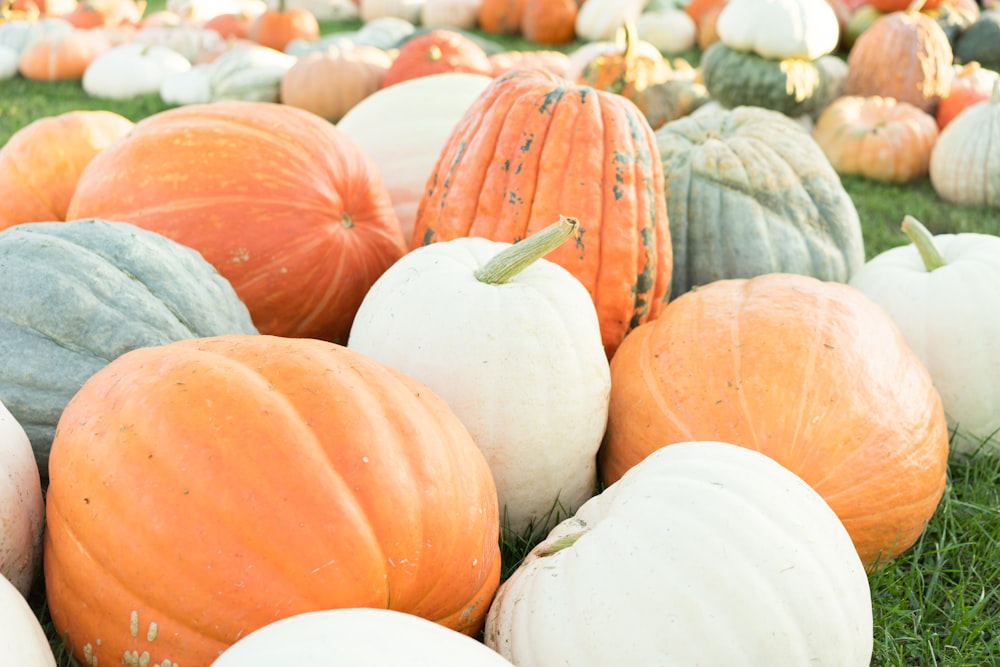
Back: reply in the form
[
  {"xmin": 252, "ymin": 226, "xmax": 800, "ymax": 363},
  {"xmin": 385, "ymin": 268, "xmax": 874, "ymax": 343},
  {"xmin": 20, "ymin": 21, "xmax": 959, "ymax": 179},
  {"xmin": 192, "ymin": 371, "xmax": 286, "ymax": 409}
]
[
  {"xmin": 954, "ymin": 10, "xmax": 1000, "ymax": 71},
  {"xmin": 654, "ymin": 105, "xmax": 865, "ymax": 298},
  {"xmin": 0, "ymin": 218, "xmax": 258, "ymax": 476},
  {"xmin": 700, "ymin": 42, "xmax": 847, "ymax": 118}
]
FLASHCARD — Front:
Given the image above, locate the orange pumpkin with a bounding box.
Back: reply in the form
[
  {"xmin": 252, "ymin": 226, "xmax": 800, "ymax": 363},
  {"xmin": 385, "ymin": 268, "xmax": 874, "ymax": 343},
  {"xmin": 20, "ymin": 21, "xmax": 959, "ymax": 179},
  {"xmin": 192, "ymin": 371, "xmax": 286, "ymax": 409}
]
[
  {"xmin": 411, "ymin": 67, "xmax": 672, "ymax": 359},
  {"xmin": 0, "ymin": 109, "xmax": 134, "ymax": 230},
  {"xmin": 17, "ymin": 27, "xmax": 111, "ymax": 80},
  {"xmin": 599, "ymin": 273, "xmax": 950, "ymax": 570},
  {"xmin": 203, "ymin": 9, "xmax": 255, "ymax": 39},
  {"xmin": 249, "ymin": 0, "xmax": 319, "ymax": 52},
  {"xmin": 65, "ymin": 100, "xmax": 407, "ymax": 343},
  {"xmin": 936, "ymin": 61, "xmax": 1000, "ymax": 129},
  {"xmin": 520, "ymin": 0, "xmax": 577, "ymax": 45},
  {"xmin": 61, "ymin": 0, "xmax": 144, "ymax": 28},
  {"xmin": 477, "ymin": 0, "xmax": 527, "ymax": 34},
  {"xmin": 812, "ymin": 95, "xmax": 940, "ymax": 183},
  {"xmin": 279, "ymin": 43, "xmax": 394, "ymax": 121},
  {"xmin": 44, "ymin": 334, "xmax": 502, "ymax": 667},
  {"xmin": 380, "ymin": 29, "xmax": 493, "ymax": 89}
]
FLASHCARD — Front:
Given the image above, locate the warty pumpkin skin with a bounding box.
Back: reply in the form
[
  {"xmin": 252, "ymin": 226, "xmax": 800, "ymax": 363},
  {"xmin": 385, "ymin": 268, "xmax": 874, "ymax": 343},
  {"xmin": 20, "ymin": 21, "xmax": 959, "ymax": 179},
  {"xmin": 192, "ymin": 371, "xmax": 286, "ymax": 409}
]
[
  {"xmin": 65, "ymin": 100, "xmax": 407, "ymax": 343},
  {"xmin": 599, "ymin": 273, "xmax": 950, "ymax": 569},
  {"xmin": 44, "ymin": 334, "xmax": 502, "ymax": 667},
  {"xmin": 0, "ymin": 219, "xmax": 258, "ymax": 475},
  {"xmin": 655, "ymin": 105, "xmax": 865, "ymax": 298},
  {"xmin": 412, "ymin": 67, "xmax": 672, "ymax": 359}
]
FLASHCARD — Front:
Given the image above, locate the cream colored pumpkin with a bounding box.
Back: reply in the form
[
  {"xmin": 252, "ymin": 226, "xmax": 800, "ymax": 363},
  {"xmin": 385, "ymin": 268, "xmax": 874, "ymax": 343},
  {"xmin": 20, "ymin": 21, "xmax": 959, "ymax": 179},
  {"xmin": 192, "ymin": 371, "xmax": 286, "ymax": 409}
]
[
  {"xmin": 716, "ymin": 0, "xmax": 840, "ymax": 59},
  {"xmin": 360, "ymin": 0, "xmax": 425, "ymax": 23},
  {"xmin": 574, "ymin": 0, "xmax": 647, "ymax": 41},
  {"xmin": 348, "ymin": 218, "xmax": 611, "ymax": 538},
  {"xmin": 82, "ymin": 42, "xmax": 191, "ymax": 99},
  {"xmin": 849, "ymin": 216, "xmax": 1000, "ymax": 456},
  {"xmin": 0, "ymin": 573, "xmax": 55, "ymax": 666},
  {"xmin": 637, "ymin": 7, "xmax": 697, "ymax": 54},
  {"xmin": 337, "ymin": 72, "xmax": 492, "ymax": 245},
  {"xmin": 485, "ymin": 440, "xmax": 874, "ymax": 666},
  {"xmin": 0, "ymin": 44, "xmax": 18, "ymax": 79},
  {"xmin": 159, "ymin": 63, "xmax": 213, "ymax": 104},
  {"xmin": 0, "ymin": 400, "xmax": 44, "ymax": 598},
  {"xmin": 211, "ymin": 608, "xmax": 515, "ymax": 666},
  {"xmin": 929, "ymin": 83, "xmax": 1000, "ymax": 208},
  {"xmin": 421, "ymin": 0, "xmax": 480, "ymax": 28}
]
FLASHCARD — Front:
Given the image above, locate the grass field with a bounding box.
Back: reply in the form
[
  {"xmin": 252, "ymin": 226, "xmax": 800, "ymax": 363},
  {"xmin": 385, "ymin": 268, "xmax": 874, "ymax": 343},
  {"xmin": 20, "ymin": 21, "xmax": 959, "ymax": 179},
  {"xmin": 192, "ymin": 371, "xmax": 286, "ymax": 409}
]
[{"xmin": 3, "ymin": 7, "xmax": 1000, "ymax": 667}]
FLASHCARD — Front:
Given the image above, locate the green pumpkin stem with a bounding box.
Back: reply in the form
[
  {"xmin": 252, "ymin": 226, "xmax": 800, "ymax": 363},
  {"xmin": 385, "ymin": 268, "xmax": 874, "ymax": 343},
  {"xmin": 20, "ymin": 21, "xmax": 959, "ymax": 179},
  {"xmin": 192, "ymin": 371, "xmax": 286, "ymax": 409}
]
[
  {"xmin": 475, "ymin": 215, "xmax": 579, "ymax": 285},
  {"xmin": 534, "ymin": 530, "xmax": 587, "ymax": 557},
  {"xmin": 901, "ymin": 215, "xmax": 946, "ymax": 272}
]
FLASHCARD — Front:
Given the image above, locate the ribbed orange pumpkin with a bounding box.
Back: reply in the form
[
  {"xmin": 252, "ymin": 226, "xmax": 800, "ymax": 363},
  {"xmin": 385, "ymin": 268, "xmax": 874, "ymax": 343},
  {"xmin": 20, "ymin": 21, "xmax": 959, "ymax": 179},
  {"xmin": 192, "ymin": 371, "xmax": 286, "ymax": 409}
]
[
  {"xmin": 44, "ymin": 334, "xmax": 502, "ymax": 667},
  {"xmin": 599, "ymin": 273, "xmax": 950, "ymax": 569},
  {"xmin": 0, "ymin": 109, "xmax": 134, "ymax": 230},
  {"xmin": 66, "ymin": 100, "xmax": 406, "ymax": 343},
  {"xmin": 17, "ymin": 27, "xmax": 111, "ymax": 80},
  {"xmin": 412, "ymin": 67, "xmax": 671, "ymax": 359},
  {"xmin": 380, "ymin": 29, "xmax": 493, "ymax": 89}
]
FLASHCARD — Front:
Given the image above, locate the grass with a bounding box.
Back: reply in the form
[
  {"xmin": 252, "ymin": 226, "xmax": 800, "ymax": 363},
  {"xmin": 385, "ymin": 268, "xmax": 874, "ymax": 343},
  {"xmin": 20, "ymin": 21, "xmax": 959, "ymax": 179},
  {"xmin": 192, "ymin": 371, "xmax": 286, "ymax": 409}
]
[{"xmin": 3, "ymin": 6, "xmax": 1000, "ymax": 666}]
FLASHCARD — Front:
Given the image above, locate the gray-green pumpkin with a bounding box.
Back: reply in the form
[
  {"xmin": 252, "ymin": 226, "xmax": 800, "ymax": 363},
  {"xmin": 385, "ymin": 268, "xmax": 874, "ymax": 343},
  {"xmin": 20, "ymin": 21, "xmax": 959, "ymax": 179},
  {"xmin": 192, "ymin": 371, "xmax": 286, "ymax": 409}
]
[
  {"xmin": 0, "ymin": 218, "xmax": 258, "ymax": 476},
  {"xmin": 655, "ymin": 105, "xmax": 865, "ymax": 298},
  {"xmin": 954, "ymin": 9, "xmax": 1000, "ymax": 71},
  {"xmin": 700, "ymin": 42, "xmax": 847, "ymax": 118}
]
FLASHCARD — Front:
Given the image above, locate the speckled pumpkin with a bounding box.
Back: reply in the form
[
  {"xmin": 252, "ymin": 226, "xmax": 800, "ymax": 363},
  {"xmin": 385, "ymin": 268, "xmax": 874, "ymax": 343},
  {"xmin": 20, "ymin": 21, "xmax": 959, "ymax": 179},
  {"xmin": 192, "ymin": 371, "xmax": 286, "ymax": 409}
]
[
  {"xmin": 411, "ymin": 67, "xmax": 671, "ymax": 359},
  {"xmin": 654, "ymin": 104, "xmax": 865, "ymax": 299}
]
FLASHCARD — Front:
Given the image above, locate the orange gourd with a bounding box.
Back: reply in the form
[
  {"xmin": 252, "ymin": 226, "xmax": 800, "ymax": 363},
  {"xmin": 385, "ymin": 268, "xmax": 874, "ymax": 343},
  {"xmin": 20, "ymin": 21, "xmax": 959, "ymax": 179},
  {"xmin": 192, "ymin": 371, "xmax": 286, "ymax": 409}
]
[
  {"xmin": 599, "ymin": 273, "xmax": 950, "ymax": 569},
  {"xmin": 17, "ymin": 27, "xmax": 111, "ymax": 80},
  {"xmin": 380, "ymin": 29, "xmax": 493, "ymax": 89},
  {"xmin": 411, "ymin": 67, "xmax": 672, "ymax": 359},
  {"xmin": 249, "ymin": 0, "xmax": 319, "ymax": 52},
  {"xmin": 936, "ymin": 61, "xmax": 1000, "ymax": 129},
  {"xmin": 61, "ymin": 0, "xmax": 144, "ymax": 28},
  {"xmin": 520, "ymin": 0, "xmax": 577, "ymax": 45},
  {"xmin": 65, "ymin": 100, "xmax": 406, "ymax": 343},
  {"xmin": 0, "ymin": 109, "xmax": 134, "ymax": 230},
  {"xmin": 44, "ymin": 334, "xmax": 501, "ymax": 667},
  {"xmin": 203, "ymin": 10, "xmax": 255, "ymax": 39}
]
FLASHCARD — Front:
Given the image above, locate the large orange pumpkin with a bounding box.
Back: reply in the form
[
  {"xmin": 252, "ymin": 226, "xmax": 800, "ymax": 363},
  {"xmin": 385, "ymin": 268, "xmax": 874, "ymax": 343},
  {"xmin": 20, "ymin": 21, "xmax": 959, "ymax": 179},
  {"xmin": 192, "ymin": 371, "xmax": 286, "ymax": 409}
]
[
  {"xmin": 0, "ymin": 109, "xmax": 134, "ymax": 230},
  {"xmin": 66, "ymin": 100, "xmax": 407, "ymax": 343},
  {"xmin": 411, "ymin": 67, "xmax": 671, "ymax": 359},
  {"xmin": 44, "ymin": 334, "xmax": 502, "ymax": 667},
  {"xmin": 599, "ymin": 273, "xmax": 949, "ymax": 569}
]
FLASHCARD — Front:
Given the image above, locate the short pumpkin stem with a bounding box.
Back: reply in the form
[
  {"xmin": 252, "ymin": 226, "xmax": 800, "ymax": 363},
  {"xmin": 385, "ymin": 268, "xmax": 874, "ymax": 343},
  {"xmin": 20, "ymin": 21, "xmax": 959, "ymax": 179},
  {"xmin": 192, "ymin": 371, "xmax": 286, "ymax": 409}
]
[
  {"xmin": 534, "ymin": 530, "xmax": 587, "ymax": 557},
  {"xmin": 901, "ymin": 215, "xmax": 946, "ymax": 272},
  {"xmin": 474, "ymin": 215, "xmax": 579, "ymax": 285}
]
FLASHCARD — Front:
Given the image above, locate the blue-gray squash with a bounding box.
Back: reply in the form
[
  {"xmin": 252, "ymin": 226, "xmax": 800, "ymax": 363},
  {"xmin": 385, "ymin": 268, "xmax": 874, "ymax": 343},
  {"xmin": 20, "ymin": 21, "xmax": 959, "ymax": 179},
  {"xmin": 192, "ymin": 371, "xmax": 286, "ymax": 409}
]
[
  {"xmin": 654, "ymin": 105, "xmax": 866, "ymax": 299},
  {"xmin": 0, "ymin": 218, "xmax": 258, "ymax": 476}
]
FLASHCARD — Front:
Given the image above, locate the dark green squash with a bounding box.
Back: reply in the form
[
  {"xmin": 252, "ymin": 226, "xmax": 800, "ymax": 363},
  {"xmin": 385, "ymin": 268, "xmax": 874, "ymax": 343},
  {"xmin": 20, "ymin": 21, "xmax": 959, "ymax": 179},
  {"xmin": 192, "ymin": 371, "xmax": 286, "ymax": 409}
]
[
  {"xmin": 0, "ymin": 218, "xmax": 258, "ymax": 476},
  {"xmin": 700, "ymin": 42, "xmax": 848, "ymax": 118},
  {"xmin": 954, "ymin": 9, "xmax": 1000, "ymax": 71},
  {"xmin": 654, "ymin": 105, "xmax": 866, "ymax": 298}
]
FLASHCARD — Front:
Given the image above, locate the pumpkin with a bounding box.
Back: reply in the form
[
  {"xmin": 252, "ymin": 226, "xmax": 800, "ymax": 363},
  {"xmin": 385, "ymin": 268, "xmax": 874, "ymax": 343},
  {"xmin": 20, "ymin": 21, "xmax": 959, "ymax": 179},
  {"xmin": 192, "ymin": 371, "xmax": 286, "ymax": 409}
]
[
  {"xmin": 849, "ymin": 216, "xmax": 1000, "ymax": 456},
  {"xmin": 0, "ymin": 400, "xmax": 44, "ymax": 597},
  {"xmin": 360, "ymin": 0, "xmax": 425, "ymax": 23},
  {"xmin": 0, "ymin": 573, "xmax": 56, "ymax": 666},
  {"xmin": 487, "ymin": 48, "xmax": 571, "ymax": 77},
  {"xmin": 936, "ymin": 61, "xmax": 1000, "ymax": 129},
  {"xmin": 929, "ymin": 82, "xmax": 1000, "ymax": 207},
  {"xmin": 0, "ymin": 44, "xmax": 16, "ymax": 78},
  {"xmin": 636, "ymin": 6, "xmax": 698, "ymax": 54},
  {"xmin": 16, "ymin": 26, "xmax": 111, "ymax": 80},
  {"xmin": 954, "ymin": 9, "xmax": 1000, "ymax": 70},
  {"xmin": 520, "ymin": 0, "xmax": 577, "ymax": 45},
  {"xmin": 352, "ymin": 15, "xmax": 416, "ymax": 48},
  {"xmin": 203, "ymin": 9, "xmax": 256, "ymax": 38},
  {"xmin": 159, "ymin": 63, "xmax": 213, "ymax": 104},
  {"xmin": 577, "ymin": 20, "xmax": 673, "ymax": 108},
  {"xmin": 337, "ymin": 72, "xmax": 492, "ymax": 245},
  {"xmin": 486, "ymin": 440, "xmax": 874, "ymax": 665},
  {"xmin": 205, "ymin": 44, "xmax": 297, "ymax": 101},
  {"xmin": 0, "ymin": 219, "xmax": 258, "ymax": 475},
  {"xmin": 212, "ymin": 608, "xmax": 515, "ymax": 666},
  {"xmin": 66, "ymin": 101, "xmax": 406, "ymax": 343},
  {"xmin": 380, "ymin": 28, "xmax": 492, "ymax": 88},
  {"xmin": 61, "ymin": 0, "xmax": 144, "ymax": 28},
  {"xmin": 715, "ymin": 0, "xmax": 840, "ymax": 60},
  {"xmin": 843, "ymin": 1, "xmax": 954, "ymax": 114},
  {"xmin": 9, "ymin": 0, "xmax": 76, "ymax": 15},
  {"xmin": 349, "ymin": 217, "xmax": 611, "ymax": 538},
  {"xmin": 82, "ymin": 42, "xmax": 191, "ymax": 99},
  {"xmin": 131, "ymin": 23, "xmax": 225, "ymax": 62},
  {"xmin": 654, "ymin": 105, "xmax": 864, "ymax": 298},
  {"xmin": 477, "ymin": 0, "xmax": 526, "ymax": 34},
  {"xmin": 700, "ymin": 41, "xmax": 848, "ymax": 117},
  {"xmin": 0, "ymin": 109, "xmax": 134, "ymax": 230},
  {"xmin": 0, "ymin": 17, "xmax": 73, "ymax": 57},
  {"xmin": 632, "ymin": 74, "xmax": 711, "ymax": 130},
  {"xmin": 411, "ymin": 67, "xmax": 672, "ymax": 360},
  {"xmin": 249, "ymin": 0, "xmax": 318, "ymax": 51},
  {"xmin": 812, "ymin": 95, "xmax": 940, "ymax": 183},
  {"xmin": 574, "ymin": 0, "xmax": 646, "ymax": 41},
  {"xmin": 43, "ymin": 334, "xmax": 501, "ymax": 666},
  {"xmin": 563, "ymin": 36, "xmax": 665, "ymax": 82},
  {"xmin": 279, "ymin": 43, "xmax": 394, "ymax": 121},
  {"xmin": 421, "ymin": 0, "xmax": 480, "ymax": 28},
  {"xmin": 166, "ymin": 0, "xmax": 268, "ymax": 23},
  {"xmin": 599, "ymin": 273, "xmax": 949, "ymax": 569}
]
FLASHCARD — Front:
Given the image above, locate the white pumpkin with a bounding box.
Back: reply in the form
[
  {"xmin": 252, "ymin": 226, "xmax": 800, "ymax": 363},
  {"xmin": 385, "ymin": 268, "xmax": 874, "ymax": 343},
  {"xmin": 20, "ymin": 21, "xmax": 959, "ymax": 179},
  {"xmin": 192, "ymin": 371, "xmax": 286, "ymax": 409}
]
[
  {"xmin": 337, "ymin": 71, "xmax": 492, "ymax": 244},
  {"xmin": 0, "ymin": 400, "xmax": 44, "ymax": 598},
  {"xmin": 929, "ymin": 84, "xmax": 1000, "ymax": 208},
  {"xmin": 0, "ymin": 573, "xmax": 55, "ymax": 667},
  {"xmin": 211, "ymin": 608, "xmax": 515, "ymax": 666},
  {"xmin": 0, "ymin": 17, "xmax": 73, "ymax": 55},
  {"xmin": 421, "ymin": 0, "xmax": 480, "ymax": 28},
  {"xmin": 636, "ymin": 7, "xmax": 697, "ymax": 54},
  {"xmin": 575, "ymin": 0, "xmax": 647, "ymax": 42},
  {"xmin": 353, "ymin": 15, "xmax": 416, "ymax": 47},
  {"xmin": 360, "ymin": 0, "xmax": 425, "ymax": 24},
  {"xmin": 168, "ymin": 0, "xmax": 268, "ymax": 22},
  {"xmin": 485, "ymin": 440, "xmax": 874, "ymax": 665},
  {"xmin": 160, "ymin": 63, "xmax": 214, "ymax": 105},
  {"xmin": 205, "ymin": 43, "xmax": 297, "ymax": 102},
  {"xmin": 715, "ymin": 0, "xmax": 840, "ymax": 60},
  {"xmin": 0, "ymin": 44, "xmax": 18, "ymax": 80},
  {"xmin": 348, "ymin": 218, "xmax": 611, "ymax": 538},
  {"xmin": 279, "ymin": 0, "xmax": 360, "ymax": 20},
  {"xmin": 849, "ymin": 216, "xmax": 1000, "ymax": 456},
  {"xmin": 132, "ymin": 24, "xmax": 224, "ymax": 62},
  {"xmin": 82, "ymin": 42, "xmax": 192, "ymax": 100}
]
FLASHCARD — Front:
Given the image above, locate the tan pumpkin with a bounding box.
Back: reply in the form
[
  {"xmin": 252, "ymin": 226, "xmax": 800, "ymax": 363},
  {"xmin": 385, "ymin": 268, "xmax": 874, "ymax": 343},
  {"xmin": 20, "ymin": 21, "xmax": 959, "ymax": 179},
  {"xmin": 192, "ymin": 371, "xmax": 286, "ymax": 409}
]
[
  {"xmin": 17, "ymin": 26, "xmax": 111, "ymax": 80},
  {"xmin": 280, "ymin": 43, "xmax": 394, "ymax": 121},
  {"xmin": 843, "ymin": 0, "xmax": 954, "ymax": 114},
  {"xmin": 812, "ymin": 95, "xmax": 940, "ymax": 183}
]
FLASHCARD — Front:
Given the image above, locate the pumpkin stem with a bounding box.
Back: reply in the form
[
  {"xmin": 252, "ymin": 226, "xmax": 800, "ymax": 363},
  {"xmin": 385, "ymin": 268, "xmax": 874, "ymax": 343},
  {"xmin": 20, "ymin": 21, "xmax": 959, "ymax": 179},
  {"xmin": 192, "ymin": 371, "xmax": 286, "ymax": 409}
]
[
  {"xmin": 534, "ymin": 530, "xmax": 587, "ymax": 557},
  {"xmin": 617, "ymin": 20, "xmax": 637, "ymax": 62},
  {"xmin": 905, "ymin": 0, "xmax": 927, "ymax": 13},
  {"xmin": 901, "ymin": 215, "xmax": 946, "ymax": 272},
  {"xmin": 474, "ymin": 215, "xmax": 579, "ymax": 285}
]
